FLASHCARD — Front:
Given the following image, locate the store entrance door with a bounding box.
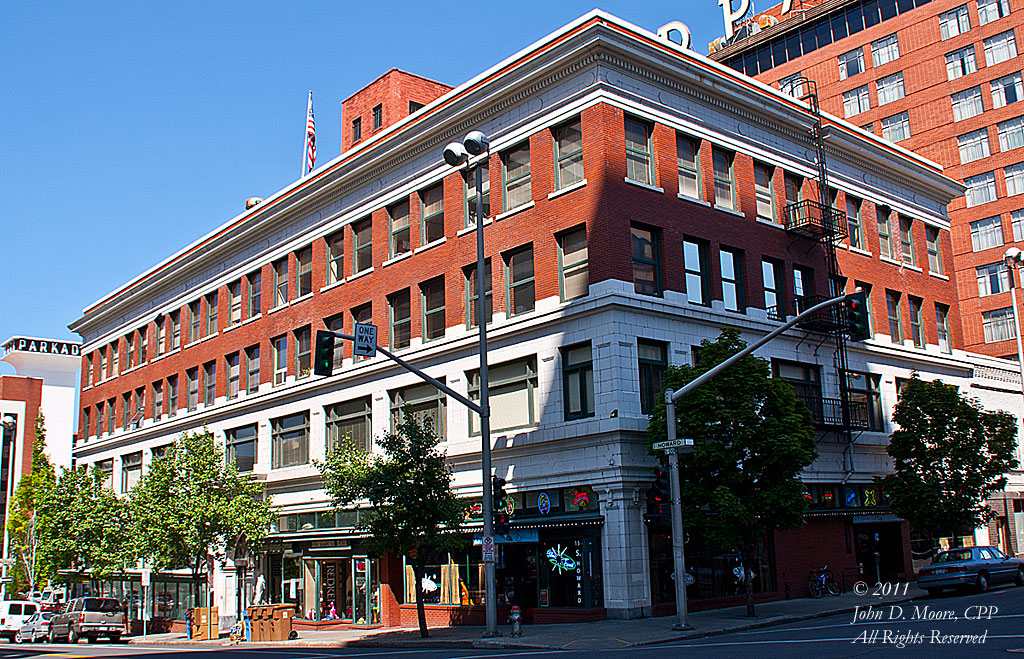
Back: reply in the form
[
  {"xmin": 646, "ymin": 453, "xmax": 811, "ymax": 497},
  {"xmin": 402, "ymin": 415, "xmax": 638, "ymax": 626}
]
[
  {"xmin": 854, "ymin": 523, "xmax": 904, "ymax": 583},
  {"xmin": 315, "ymin": 557, "xmax": 379, "ymax": 624}
]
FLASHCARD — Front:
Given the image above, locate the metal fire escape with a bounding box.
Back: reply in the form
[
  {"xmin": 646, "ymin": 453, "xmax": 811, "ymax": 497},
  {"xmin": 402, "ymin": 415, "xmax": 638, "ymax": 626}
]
[{"xmin": 779, "ymin": 77, "xmax": 864, "ymax": 458}]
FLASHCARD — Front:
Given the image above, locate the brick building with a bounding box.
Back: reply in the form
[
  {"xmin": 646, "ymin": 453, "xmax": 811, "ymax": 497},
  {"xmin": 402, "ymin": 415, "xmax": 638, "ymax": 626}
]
[{"xmin": 69, "ymin": 10, "xmax": 1022, "ymax": 629}]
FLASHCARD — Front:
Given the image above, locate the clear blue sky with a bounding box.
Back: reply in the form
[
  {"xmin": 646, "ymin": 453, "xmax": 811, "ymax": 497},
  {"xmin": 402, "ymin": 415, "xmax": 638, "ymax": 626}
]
[{"xmin": 0, "ymin": 1, "xmax": 730, "ymax": 375}]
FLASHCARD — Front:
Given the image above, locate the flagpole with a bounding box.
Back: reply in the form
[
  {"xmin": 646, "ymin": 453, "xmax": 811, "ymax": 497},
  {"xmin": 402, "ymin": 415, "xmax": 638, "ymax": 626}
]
[{"xmin": 301, "ymin": 91, "xmax": 312, "ymax": 179}]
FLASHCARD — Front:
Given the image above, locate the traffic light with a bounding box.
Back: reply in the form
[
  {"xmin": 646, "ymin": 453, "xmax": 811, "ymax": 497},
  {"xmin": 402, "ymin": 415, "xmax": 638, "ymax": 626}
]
[
  {"xmin": 491, "ymin": 476, "xmax": 507, "ymax": 511},
  {"xmin": 313, "ymin": 331, "xmax": 335, "ymax": 376},
  {"xmin": 844, "ymin": 290, "xmax": 870, "ymax": 341},
  {"xmin": 643, "ymin": 467, "xmax": 671, "ymax": 528},
  {"xmin": 493, "ymin": 511, "xmax": 509, "ymax": 536}
]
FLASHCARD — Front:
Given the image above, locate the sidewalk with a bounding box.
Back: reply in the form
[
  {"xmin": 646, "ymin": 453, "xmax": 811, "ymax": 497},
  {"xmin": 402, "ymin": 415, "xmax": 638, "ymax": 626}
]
[{"xmin": 127, "ymin": 585, "xmax": 926, "ymax": 650}]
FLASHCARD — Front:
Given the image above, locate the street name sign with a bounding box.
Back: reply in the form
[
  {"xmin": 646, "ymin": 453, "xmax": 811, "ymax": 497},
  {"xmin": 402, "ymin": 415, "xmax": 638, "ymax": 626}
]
[
  {"xmin": 354, "ymin": 323, "xmax": 378, "ymax": 357},
  {"xmin": 652, "ymin": 439, "xmax": 694, "ymax": 451}
]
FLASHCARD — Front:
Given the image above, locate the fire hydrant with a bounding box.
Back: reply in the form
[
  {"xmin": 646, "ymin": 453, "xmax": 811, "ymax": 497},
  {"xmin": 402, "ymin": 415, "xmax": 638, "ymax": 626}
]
[{"xmin": 507, "ymin": 605, "xmax": 522, "ymax": 637}]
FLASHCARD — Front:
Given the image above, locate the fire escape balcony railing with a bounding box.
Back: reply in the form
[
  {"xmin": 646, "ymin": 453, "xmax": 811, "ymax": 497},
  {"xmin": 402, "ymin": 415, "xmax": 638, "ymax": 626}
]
[
  {"xmin": 784, "ymin": 200, "xmax": 848, "ymax": 242},
  {"xmin": 795, "ymin": 294, "xmax": 846, "ymax": 333},
  {"xmin": 795, "ymin": 394, "xmax": 870, "ymax": 430}
]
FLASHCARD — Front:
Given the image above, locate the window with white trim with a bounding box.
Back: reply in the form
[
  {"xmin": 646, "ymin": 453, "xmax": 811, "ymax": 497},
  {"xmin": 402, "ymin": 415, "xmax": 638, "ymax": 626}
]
[
  {"xmin": 272, "ymin": 335, "xmax": 287, "ymax": 385},
  {"xmin": 979, "ymin": 0, "xmax": 1010, "ymax": 25},
  {"xmin": 977, "ymin": 262, "xmax": 1011, "ymax": 296},
  {"xmin": 272, "ymin": 258, "xmax": 288, "ymax": 308},
  {"xmin": 983, "ymin": 307, "xmax": 1016, "ymax": 342},
  {"xmin": 881, "ymin": 111, "xmax": 911, "ymax": 142},
  {"xmin": 992, "ymin": 72, "xmax": 1023, "ymax": 108},
  {"xmin": 958, "ymin": 128, "xmax": 991, "ymax": 163},
  {"xmin": 326, "ymin": 230, "xmax": 344, "ymax": 285},
  {"xmin": 952, "ymin": 87, "xmax": 984, "ymax": 121},
  {"xmin": 294, "ymin": 325, "xmax": 311, "ymax": 378},
  {"xmin": 843, "ymin": 86, "xmax": 871, "ymax": 117},
  {"xmin": 553, "ymin": 119, "xmax": 584, "ymax": 190},
  {"xmin": 420, "ymin": 184, "xmax": 444, "ymax": 245},
  {"xmin": 998, "ymin": 117, "xmax": 1024, "ymax": 152},
  {"xmin": 558, "ymin": 226, "xmax": 589, "ymax": 301},
  {"xmin": 296, "ymin": 246, "xmax": 312, "ymax": 297},
  {"xmin": 1013, "ymin": 209, "xmax": 1024, "ymax": 241},
  {"xmin": 877, "ymin": 206, "xmax": 895, "ymax": 259},
  {"xmin": 389, "ymin": 200, "xmax": 410, "ymax": 259},
  {"xmin": 468, "ymin": 357, "xmax": 537, "ymax": 434},
  {"xmin": 353, "ymin": 217, "xmax": 372, "ymax": 274},
  {"xmin": 838, "ymin": 48, "xmax": 864, "ymax": 79},
  {"xmin": 502, "ymin": 142, "xmax": 532, "ymax": 210},
  {"xmin": 712, "ymin": 148, "xmax": 736, "ymax": 209},
  {"xmin": 871, "ymin": 34, "xmax": 900, "ymax": 66},
  {"xmin": 624, "ymin": 118, "xmax": 654, "ymax": 185},
  {"xmin": 940, "ymin": 5, "xmax": 971, "ymax": 39},
  {"xmin": 676, "ymin": 134, "xmax": 701, "ymax": 200},
  {"xmin": 1005, "ymin": 162, "xmax": 1024, "ymax": 196},
  {"xmin": 945, "ymin": 45, "xmax": 977, "ymax": 80},
  {"xmin": 876, "ymin": 72, "xmax": 905, "ymax": 106},
  {"xmin": 779, "ymin": 72, "xmax": 804, "ymax": 97},
  {"xmin": 984, "ymin": 30, "xmax": 1017, "ymax": 66},
  {"xmin": 965, "ymin": 172, "xmax": 997, "ymax": 207},
  {"xmin": 753, "ymin": 162, "xmax": 775, "ymax": 218},
  {"xmin": 935, "ymin": 304, "xmax": 952, "ymax": 354},
  {"xmin": 927, "ymin": 227, "xmax": 944, "ymax": 274},
  {"xmin": 970, "ymin": 215, "xmax": 1004, "ymax": 250},
  {"xmin": 226, "ymin": 352, "xmax": 239, "ymax": 399}
]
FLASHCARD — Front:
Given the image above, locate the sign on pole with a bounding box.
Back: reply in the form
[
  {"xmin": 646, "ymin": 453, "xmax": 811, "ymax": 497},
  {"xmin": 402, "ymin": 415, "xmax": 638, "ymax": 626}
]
[
  {"xmin": 141, "ymin": 569, "xmax": 151, "ymax": 587},
  {"xmin": 482, "ymin": 535, "xmax": 496, "ymax": 562},
  {"xmin": 353, "ymin": 323, "xmax": 378, "ymax": 357},
  {"xmin": 652, "ymin": 438, "xmax": 694, "ymax": 451}
]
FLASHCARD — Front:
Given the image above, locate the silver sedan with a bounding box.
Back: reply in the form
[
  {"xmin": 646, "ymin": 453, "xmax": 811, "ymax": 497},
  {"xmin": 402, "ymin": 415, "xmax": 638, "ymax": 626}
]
[
  {"xmin": 14, "ymin": 612, "xmax": 52, "ymax": 643},
  {"xmin": 918, "ymin": 546, "xmax": 1024, "ymax": 594}
]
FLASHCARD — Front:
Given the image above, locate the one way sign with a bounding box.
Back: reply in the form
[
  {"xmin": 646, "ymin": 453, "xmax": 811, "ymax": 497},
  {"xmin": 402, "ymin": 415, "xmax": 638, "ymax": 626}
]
[{"xmin": 354, "ymin": 323, "xmax": 377, "ymax": 357}]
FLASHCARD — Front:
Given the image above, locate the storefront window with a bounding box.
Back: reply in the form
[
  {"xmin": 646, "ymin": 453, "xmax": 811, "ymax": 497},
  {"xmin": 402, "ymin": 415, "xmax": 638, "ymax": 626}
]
[{"xmin": 651, "ymin": 533, "xmax": 774, "ymax": 603}]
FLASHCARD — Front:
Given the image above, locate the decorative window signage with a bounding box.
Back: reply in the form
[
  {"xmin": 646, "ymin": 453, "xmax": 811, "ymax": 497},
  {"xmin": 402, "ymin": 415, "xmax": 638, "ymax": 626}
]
[{"xmin": 538, "ymin": 492, "xmax": 551, "ymax": 515}]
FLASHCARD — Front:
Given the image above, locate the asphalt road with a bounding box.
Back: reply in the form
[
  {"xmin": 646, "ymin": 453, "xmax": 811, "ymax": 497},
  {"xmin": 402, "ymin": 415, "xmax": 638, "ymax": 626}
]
[{"xmin": 0, "ymin": 584, "xmax": 1020, "ymax": 658}]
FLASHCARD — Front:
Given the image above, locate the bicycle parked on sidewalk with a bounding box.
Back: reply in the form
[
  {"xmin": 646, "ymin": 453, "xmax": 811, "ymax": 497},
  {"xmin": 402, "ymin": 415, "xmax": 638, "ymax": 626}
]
[{"xmin": 808, "ymin": 564, "xmax": 842, "ymax": 598}]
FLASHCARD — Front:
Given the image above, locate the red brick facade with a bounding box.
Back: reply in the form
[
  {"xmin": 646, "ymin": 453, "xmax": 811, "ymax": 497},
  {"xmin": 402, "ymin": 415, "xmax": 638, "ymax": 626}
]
[
  {"xmin": 0, "ymin": 375, "xmax": 42, "ymax": 478},
  {"xmin": 340, "ymin": 69, "xmax": 453, "ymax": 153}
]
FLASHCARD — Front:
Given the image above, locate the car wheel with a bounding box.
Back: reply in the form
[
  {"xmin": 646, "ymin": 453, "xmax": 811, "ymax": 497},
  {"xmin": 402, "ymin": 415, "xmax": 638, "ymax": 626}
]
[
  {"xmin": 14, "ymin": 631, "xmax": 23, "ymax": 644},
  {"xmin": 68, "ymin": 627, "xmax": 79, "ymax": 644},
  {"xmin": 976, "ymin": 572, "xmax": 989, "ymax": 593},
  {"xmin": 109, "ymin": 633, "xmax": 121, "ymax": 643},
  {"xmin": 86, "ymin": 635, "xmax": 96, "ymax": 644},
  {"xmin": 1016, "ymin": 568, "xmax": 1024, "ymax": 587},
  {"xmin": 47, "ymin": 629, "xmax": 56, "ymax": 644}
]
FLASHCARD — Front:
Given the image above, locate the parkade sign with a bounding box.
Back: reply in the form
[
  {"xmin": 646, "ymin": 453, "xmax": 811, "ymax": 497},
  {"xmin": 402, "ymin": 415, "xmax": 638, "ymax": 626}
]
[{"xmin": 2, "ymin": 337, "xmax": 81, "ymax": 358}]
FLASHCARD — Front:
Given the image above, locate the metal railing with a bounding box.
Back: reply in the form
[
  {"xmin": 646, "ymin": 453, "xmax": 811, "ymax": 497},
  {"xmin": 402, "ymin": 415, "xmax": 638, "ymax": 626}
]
[
  {"xmin": 784, "ymin": 200, "xmax": 848, "ymax": 242},
  {"xmin": 795, "ymin": 294, "xmax": 845, "ymax": 332},
  {"xmin": 795, "ymin": 394, "xmax": 870, "ymax": 429}
]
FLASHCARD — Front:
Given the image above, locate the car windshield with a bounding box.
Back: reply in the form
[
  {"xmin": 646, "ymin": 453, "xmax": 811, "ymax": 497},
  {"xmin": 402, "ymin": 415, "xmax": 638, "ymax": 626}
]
[
  {"xmin": 83, "ymin": 598, "xmax": 121, "ymax": 613},
  {"xmin": 934, "ymin": 549, "xmax": 973, "ymax": 563}
]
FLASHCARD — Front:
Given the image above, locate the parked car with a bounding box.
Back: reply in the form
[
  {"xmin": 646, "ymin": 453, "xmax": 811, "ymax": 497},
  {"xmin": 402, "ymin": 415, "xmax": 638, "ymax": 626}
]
[
  {"xmin": 48, "ymin": 597, "xmax": 124, "ymax": 644},
  {"xmin": 0, "ymin": 601, "xmax": 39, "ymax": 642},
  {"xmin": 918, "ymin": 545, "xmax": 1024, "ymax": 594},
  {"xmin": 37, "ymin": 589, "xmax": 65, "ymax": 613},
  {"xmin": 14, "ymin": 612, "xmax": 52, "ymax": 643}
]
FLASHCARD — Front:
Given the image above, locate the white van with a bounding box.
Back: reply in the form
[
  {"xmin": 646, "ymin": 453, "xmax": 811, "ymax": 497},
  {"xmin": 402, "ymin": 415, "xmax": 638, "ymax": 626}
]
[{"xmin": 0, "ymin": 601, "xmax": 38, "ymax": 641}]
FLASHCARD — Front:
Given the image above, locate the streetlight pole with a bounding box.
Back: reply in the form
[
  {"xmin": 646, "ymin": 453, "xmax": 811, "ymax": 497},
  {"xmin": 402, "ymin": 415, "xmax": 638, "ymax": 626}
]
[
  {"xmin": 1004, "ymin": 249, "xmax": 1024, "ymax": 408},
  {"xmin": 443, "ymin": 132, "xmax": 498, "ymax": 637}
]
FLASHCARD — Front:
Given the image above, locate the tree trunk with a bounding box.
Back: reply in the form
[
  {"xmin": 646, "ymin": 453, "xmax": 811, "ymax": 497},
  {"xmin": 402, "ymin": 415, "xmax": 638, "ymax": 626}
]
[
  {"xmin": 743, "ymin": 548, "xmax": 755, "ymax": 618},
  {"xmin": 410, "ymin": 557, "xmax": 429, "ymax": 638}
]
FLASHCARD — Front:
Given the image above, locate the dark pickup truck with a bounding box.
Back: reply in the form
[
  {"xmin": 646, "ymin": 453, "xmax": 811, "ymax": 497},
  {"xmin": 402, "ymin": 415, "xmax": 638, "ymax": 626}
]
[{"xmin": 48, "ymin": 597, "xmax": 124, "ymax": 644}]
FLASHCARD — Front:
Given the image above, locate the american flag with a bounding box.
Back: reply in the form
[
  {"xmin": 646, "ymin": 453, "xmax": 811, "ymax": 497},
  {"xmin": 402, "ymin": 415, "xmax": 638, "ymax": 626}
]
[{"xmin": 304, "ymin": 91, "xmax": 316, "ymax": 175}]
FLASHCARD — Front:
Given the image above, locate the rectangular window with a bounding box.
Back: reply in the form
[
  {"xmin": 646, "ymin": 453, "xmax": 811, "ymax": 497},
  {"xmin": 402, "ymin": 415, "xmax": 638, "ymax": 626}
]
[
  {"xmin": 998, "ymin": 117, "xmax": 1024, "ymax": 152},
  {"xmin": 952, "ymin": 87, "xmax": 984, "ymax": 121},
  {"xmin": 945, "ymin": 45, "xmax": 977, "ymax": 80},
  {"xmin": 991, "ymin": 72, "xmax": 1023, "ymax": 108},
  {"xmin": 296, "ymin": 246, "xmax": 312, "ymax": 297},
  {"xmin": 294, "ymin": 325, "xmax": 311, "ymax": 378},
  {"xmin": 229, "ymin": 281, "xmax": 241, "ymax": 325},
  {"xmin": 958, "ymin": 128, "xmax": 991, "ymax": 163},
  {"xmin": 421, "ymin": 277, "xmax": 446, "ymax": 342},
  {"xmin": 85, "ymin": 353, "xmax": 94, "ymax": 387},
  {"xmin": 984, "ymin": 30, "xmax": 1017, "ymax": 66},
  {"xmin": 226, "ymin": 352, "xmax": 240, "ymax": 399},
  {"xmin": 677, "ymin": 134, "xmax": 701, "ymax": 200},
  {"xmin": 100, "ymin": 350, "xmax": 107, "ymax": 380},
  {"xmin": 247, "ymin": 271, "xmax": 261, "ymax": 318},
  {"xmin": 96, "ymin": 403, "xmax": 104, "ymax": 437},
  {"xmin": 352, "ymin": 303, "xmax": 372, "ymax": 359},
  {"xmin": 272, "ymin": 335, "xmax": 287, "ymax": 385},
  {"xmin": 966, "ymin": 172, "xmax": 998, "ymax": 207},
  {"xmin": 877, "ymin": 206, "xmax": 895, "ymax": 259},
  {"xmin": 464, "ymin": 260, "xmax": 492, "ymax": 327},
  {"xmin": 846, "ymin": 195, "xmax": 864, "ymax": 249},
  {"xmin": 940, "ymin": 5, "xmax": 971, "ymax": 39},
  {"xmin": 226, "ymin": 424, "xmax": 257, "ymax": 472},
  {"xmin": 391, "ymin": 380, "xmax": 446, "ymax": 437},
  {"xmin": 977, "ymin": 262, "xmax": 1012, "ymax": 295},
  {"xmin": 353, "ymin": 217, "xmax": 372, "ymax": 273},
  {"xmin": 720, "ymin": 248, "xmax": 745, "ymax": 312},
  {"xmin": 979, "ymin": 0, "xmax": 1010, "ymax": 24},
  {"xmin": 927, "ymin": 227, "xmax": 943, "ymax": 274},
  {"xmin": 83, "ymin": 408, "xmax": 90, "ymax": 438},
  {"xmin": 638, "ymin": 339, "xmax": 668, "ymax": 415},
  {"xmin": 187, "ymin": 367, "xmax": 199, "ymax": 411},
  {"xmin": 97, "ymin": 458, "xmax": 113, "ymax": 490},
  {"xmin": 562, "ymin": 343, "xmax": 595, "ymax": 420},
  {"xmin": 683, "ymin": 239, "xmax": 709, "ymax": 306},
  {"xmin": 876, "ymin": 72, "xmax": 905, "ymax": 105},
  {"xmin": 843, "ymin": 85, "xmax": 871, "ymax": 117},
  {"xmin": 326, "ymin": 230, "xmax": 345, "ymax": 285},
  {"xmin": 558, "ymin": 226, "xmax": 588, "ymax": 301},
  {"xmin": 1006, "ymin": 162, "xmax": 1024, "ymax": 196},
  {"xmin": 420, "ymin": 184, "xmax": 444, "ymax": 245},
  {"xmin": 389, "ymin": 200, "xmax": 411, "ymax": 258},
  {"xmin": 326, "ymin": 315, "xmax": 345, "ymax": 369},
  {"xmin": 762, "ymin": 258, "xmax": 785, "ymax": 319},
  {"xmin": 464, "ymin": 164, "xmax": 490, "ymax": 227},
  {"xmin": 206, "ymin": 292, "xmax": 218, "ymax": 336},
  {"xmin": 372, "ymin": 104, "xmax": 382, "ymax": 130},
  {"xmin": 631, "ymin": 224, "xmax": 662, "ymax": 296},
  {"xmin": 1013, "ymin": 209, "xmax": 1024, "ymax": 241},
  {"xmin": 111, "ymin": 342, "xmax": 119, "ymax": 376},
  {"xmin": 121, "ymin": 392, "xmax": 130, "ymax": 430},
  {"xmin": 625, "ymin": 118, "xmax": 654, "ymax": 185},
  {"xmin": 273, "ymin": 258, "xmax": 288, "ymax": 307},
  {"xmin": 793, "ymin": 265, "xmax": 813, "ymax": 300},
  {"xmin": 188, "ymin": 301, "xmax": 200, "ymax": 343},
  {"xmin": 468, "ymin": 358, "xmax": 536, "ymax": 434},
  {"xmin": 983, "ymin": 307, "xmax": 1016, "ymax": 342},
  {"xmin": 881, "ymin": 111, "xmax": 911, "ymax": 142},
  {"xmin": 155, "ymin": 316, "xmax": 165, "ymax": 357},
  {"xmin": 909, "ymin": 296, "xmax": 925, "ymax": 348},
  {"xmin": 121, "ymin": 452, "xmax": 142, "ymax": 493},
  {"xmin": 388, "ymin": 290, "xmax": 411, "ymax": 349},
  {"xmin": 886, "ymin": 290, "xmax": 904, "ymax": 341},
  {"xmin": 271, "ymin": 412, "xmax": 309, "ymax": 468},
  {"xmin": 167, "ymin": 375, "xmax": 177, "ymax": 416},
  {"xmin": 245, "ymin": 345, "xmax": 260, "ymax": 393},
  {"xmin": 325, "ymin": 398, "xmax": 371, "ymax": 453},
  {"xmin": 554, "ymin": 119, "xmax": 584, "ymax": 190},
  {"xmin": 971, "ymin": 214, "xmax": 1004, "ymax": 250},
  {"xmin": 899, "ymin": 217, "xmax": 916, "ymax": 266},
  {"xmin": 502, "ymin": 142, "xmax": 532, "ymax": 210},
  {"xmin": 779, "ymin": 72, "xmax": 805, "ymax": 97},
  {"xmin": 203, "ymin": 361, "xmax": 216, "ymax": 406},
  {"xmin": 712, "ymin": 149, "xmax": 736, "ymax": 209},
  {"xmin": 106, "ymin": 399, "xmax": 115, "ymax": 435},
  {"xmin": 352, "ymin": 117, "xmax": 361, "ymax": 142},
  {"xmin": 753, "ymin": 162, "xmax": 775, "ymax": 218},
  {"xmin": 505, "ymin": 245, "xmax": 535, "ymax": 316},
  {"xmin": 935, "ymin": 304, "xmax": 952, "ymax": 353},
  {"xmin": 871, "ymin": 33, "xmax": 900, "ymax": 66},
  {"xmin": 846, "ymin": 371, "xmax": 884, "ymax": 431},
  {"xmin": 838, "ymin": 47, "xmax": 864, "ymax": 79},
  {"xmin": 126, "ymin": 333, "xmax": 136, "ymax": 370},
  {"xmin": 152, "ymin": 380, "xmax": 163, "ymax": 419}
]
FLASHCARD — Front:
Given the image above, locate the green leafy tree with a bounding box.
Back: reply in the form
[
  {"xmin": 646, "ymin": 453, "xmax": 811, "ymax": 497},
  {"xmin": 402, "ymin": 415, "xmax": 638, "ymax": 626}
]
[
  {"xmin": 6, "ymin": 414, "xmax": 57, "ymax": 593},
  {"xmin": 647, "ymin": 329, "xmax": 817, "ymax": 616},
  {"xmin": 130, "ymin": 429, "xmax": 274, "ymax": 605},
  {"xmin": 881, "ymin": 376, "xmax": 1018, "ymax": 550},
  {"xmin": 316, "ymin": 416, "xmax": 465, "ymax": 638},
  {"xmin": 36, "ymin": 464, "xmax": 133, "ymax": 579}
]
